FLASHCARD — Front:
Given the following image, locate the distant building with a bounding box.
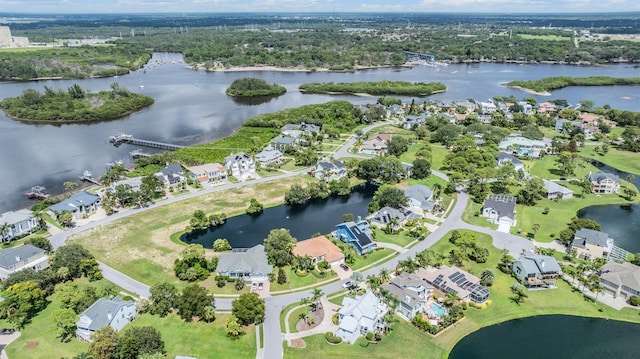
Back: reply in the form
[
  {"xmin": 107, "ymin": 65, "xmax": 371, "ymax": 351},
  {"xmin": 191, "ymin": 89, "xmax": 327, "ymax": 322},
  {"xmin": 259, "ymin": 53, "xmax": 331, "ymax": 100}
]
[
  {"xmin": 333, "ymin": 220, "xmax": 376, "ymax": 255},
  {"xmin": 216, "ymin": 245, "xmax": 273, "ymax": 282},
  {"xmin": 543, "ymin": 179, "xmax": 574, "ymax": 200},
  {"xmin": 335, "ymin": 290, "xmax": 388, "ymax": 344},
  {"xmin": 417, "ymin": 266, "xmax": 490, "ymax": 304},
  {"xmin": 281, "ymin": 122, "xmax": 320, "ymax": 135},
  {"xmin": 0, "ymin": 244, "xmax": 49, "ymax": 280},
  {"xmin": 479, "ymin": 101, "xmax": 497, "ymax": 113},
  {"xmin": 571, "ymin": 228, "xmax": 614, "ymax": 261},
  {"xmin": 498, "ymin": 135, "xmax": 547, "ymax": 158},
  {"xmin": 76, "ymin": 297, "xmax": 136, "ymax": 342},
  {"xmin": 481, "ymin": 194, "xmax": 517, "ymax": 228},
  {"xmin": 587, "ymin": 171, "xmax": 620, "ymax": 194},
  {"xmin": 49, "ymin": 191, "xmax": 100, "ymax": 219},
  {"xmin": 537, "ymin": 102, "xmax": 557, "ymax": 115},
  {"xmin": 512, "ymin": 251, "xmax": 561, "ymax": 288},
  {"xmin": 292, "ymin": 235, "xmax": 345, "ymax": 267},
  {"xmin": 0, "ymin": 209, "xmax": 40, "ymax": 241},
  {"xmin": 0, "ymin": 26, "xmax": 29, "ymax": 48},
  {"xmin": 600, "ymin": 262, "xmax": 640, "ymax": 299},
  {"xmin": 224, "ymin": 152, "xmax": 256, "ymax": 181}
]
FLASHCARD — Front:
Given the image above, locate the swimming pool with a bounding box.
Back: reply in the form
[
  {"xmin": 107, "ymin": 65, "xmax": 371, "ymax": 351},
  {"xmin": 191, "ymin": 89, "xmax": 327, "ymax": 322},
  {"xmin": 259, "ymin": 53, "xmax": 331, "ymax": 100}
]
[{"xmin": 428, "ymin": 302, "xmax": 447, "ymax": 317}]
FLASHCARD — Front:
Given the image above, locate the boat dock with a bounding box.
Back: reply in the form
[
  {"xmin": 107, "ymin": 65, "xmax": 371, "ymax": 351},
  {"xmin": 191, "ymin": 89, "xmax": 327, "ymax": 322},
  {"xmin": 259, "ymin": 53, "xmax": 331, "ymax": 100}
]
[
  {"xmin": 108, "ymin": 133, "xmax": 184, "ymax": 151},
  {"xmin": 130, "ymin": 149, "xmax": 153, "ymax": 159},
  {"xmin": 26, "ymin": 186, "xmax": 50, "ymax": 200},
  {"xmin": 79, "ymin": 170, "xmax": 101, "ymax": 185}
]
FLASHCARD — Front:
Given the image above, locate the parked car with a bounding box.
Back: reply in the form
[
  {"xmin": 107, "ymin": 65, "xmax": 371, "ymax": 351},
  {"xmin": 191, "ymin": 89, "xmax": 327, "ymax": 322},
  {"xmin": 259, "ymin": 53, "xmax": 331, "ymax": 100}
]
[
  {"xmin": 251, "ymin": 282, "xmax": 257, "ymax": 291},
  {"xmin": 1, "ymin": 328, "xmax": 15, "ymax": 335},
  {"xmin": 342, "ymin": 281, "xmax": 353, "ymax": 288},
  {"xmin": 340, "ymin": 263, "xmax": 349, "ymax": 271}
]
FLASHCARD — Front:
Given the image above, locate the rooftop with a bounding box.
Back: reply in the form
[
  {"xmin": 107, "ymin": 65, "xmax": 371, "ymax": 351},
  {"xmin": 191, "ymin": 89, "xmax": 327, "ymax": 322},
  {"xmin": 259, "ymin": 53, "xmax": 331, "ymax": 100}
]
[
  {"xmin": 292, "ymin": 235, "xmax": 345, "ymax": 263},
  {"xmin": 573, "ymin": 228, "xmax": 611, "ymax": 248},
  {"xmin": 0, "ymin": 244, "xmax": 46, "ymax": 269}
]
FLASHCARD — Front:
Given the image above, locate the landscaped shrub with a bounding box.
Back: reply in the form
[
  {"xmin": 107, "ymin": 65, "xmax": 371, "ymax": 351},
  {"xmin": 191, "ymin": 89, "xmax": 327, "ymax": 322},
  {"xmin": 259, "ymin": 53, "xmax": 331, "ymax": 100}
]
[
  {"xmin": 365, "ymin": 332, "xmax": 374, "ymax": 341},
  {"xmin": 325, "ymin": 331, "xmax": 342, "ymax": 344},
  {"xmin": 629, "ymin": 295, "xmax": 640, "ymax": 306}
]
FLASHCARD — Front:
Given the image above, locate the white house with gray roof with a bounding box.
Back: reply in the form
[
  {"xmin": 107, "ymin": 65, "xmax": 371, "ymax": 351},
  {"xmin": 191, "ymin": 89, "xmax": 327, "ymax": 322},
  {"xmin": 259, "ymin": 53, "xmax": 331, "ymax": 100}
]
[
  {"xmin": 224, "ymin": 152, "xmax": 256, "ymax": 181},
  {"xmin": 543, "ymin": 179, "xmax": 574, "ymax": 200},
  {"xmin": 571, "ymin": 228, "xmax": 614, "ymax": 261},
  {"xmin": 48, "ymin": 191, "xmax": 100, "ymax": 219},
  {"xmin": 76, "ymin": 296, "xmax": 136, "ymax": 342},
  {"xmin": 497, "ymin": 152, "xmax": 524, "ymax": 171},
  {"xmin": 0, "ymin": 209, "xmax": 40, "ymax": 241},
  {"xmin": 367, "ymin": 206, "xmax": 421, "ymax": 229},
  {"xmin": 481, "ymin": 194, "xmax": 517, "ymax": 230},
  {"xmin": 215, "ymin": 244, "xmax": 273, "ymax": 282},
  {"xmin": 381, "ymin": 272, "xmax": 433, "ymax": 320},
  {"xmin": 335, "ymin": 290, "xmax": 388, "ymax": 344},
  {"xmin": 511, "ymin": 251, "xmax": 561, "ymax": 288},
  {"xmin": 0, "ymin": 244, "xmax": 49, "ymax": 279},
  {"xmin": 314, "ymin": 161, "xmax": 347, "ymax": 182},
  {"xmin": 600, "ymin": 262, "xmax": 640, "ymax": 299},
  {"xmin": 403, "ymin": 184, "xmax": 435, "ymax": 214},
  {"xmin": 255, "ymin": 145, "xmax": 283, "ymax": 167},
  {"xmin": 587, "ymin": 171, "xmax": 620, "ymax": 194}
]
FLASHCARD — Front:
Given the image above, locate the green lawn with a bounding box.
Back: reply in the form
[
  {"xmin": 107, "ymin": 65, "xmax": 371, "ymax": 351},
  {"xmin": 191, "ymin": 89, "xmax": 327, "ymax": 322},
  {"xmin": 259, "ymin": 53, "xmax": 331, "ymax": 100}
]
[
  {"xmin": 461, "ymin": 202, "xmax": 498, "ymax": 230},
  {"xmin": 374, "ymin": 229, "xmax": 416, "ymax": 248},
  {"xmin": 350, "ymin": 248, "xmax": 396, "ymax": 271},
  {"xmin": 518, "ymin": 34, "xmax": 572, "ymax": 41},
  {"xmin": 131, "ymin": 313, "xmax": 256, "ymax": 359},
  {"xmin": 580, "ymin": 146, "xmax": 640, "ymax": 176},
  {"xmin": 281, "ymin": 159, "xmax": 308, "ymax": 172},
  {"xmin": 284, "ymin": 316, "xmax": 447, "ymax": 359},
  {"xmin": 270, "ymin": 267, "xmax": 338, "ymax": 293},
  {"xmin": 287, "ymin": 306, "xmax": 312, "ymax": 333}
]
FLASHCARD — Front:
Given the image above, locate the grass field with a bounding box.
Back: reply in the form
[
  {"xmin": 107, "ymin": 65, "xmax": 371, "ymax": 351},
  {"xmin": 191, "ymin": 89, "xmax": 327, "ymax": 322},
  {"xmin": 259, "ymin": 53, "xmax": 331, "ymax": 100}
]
[
  {"xmin": 581, "ymin": 146, "xmax": 640, "ymax": 176},
  {"xmin": 461, "ymin": 202, "xmax": 498, "ymax": 230},
  {"xmin": 374, "ymin": 230, "xmax": 416, "ymax": 248},
  {"xmin": 69, "ymin": 176, "xmax": 315, "ymax": 290},
  {"xmin": 350, "ymin": 248, "xmax": 396, "ymax": 270},
  {"xmin": 270, "ymin": 267, "xmax": 338, "ymax": 293},
  {"xmin": 518, "ymin": 34, "xmax": 572, "ymax": 41}
]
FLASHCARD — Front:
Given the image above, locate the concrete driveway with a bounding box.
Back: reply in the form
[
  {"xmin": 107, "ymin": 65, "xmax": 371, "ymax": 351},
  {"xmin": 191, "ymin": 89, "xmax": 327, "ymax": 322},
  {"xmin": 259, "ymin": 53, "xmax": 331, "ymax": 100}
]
[{"xmin": 0, "ymin": 332, "xmax": 21, "ymax": 359}]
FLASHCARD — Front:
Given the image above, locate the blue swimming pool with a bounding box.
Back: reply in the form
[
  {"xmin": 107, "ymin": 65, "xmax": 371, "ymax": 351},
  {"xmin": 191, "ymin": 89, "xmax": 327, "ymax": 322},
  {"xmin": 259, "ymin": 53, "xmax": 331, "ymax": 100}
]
[{"xmin": 429, "ymin": 302, "xmax": 447, "ymax": 317}]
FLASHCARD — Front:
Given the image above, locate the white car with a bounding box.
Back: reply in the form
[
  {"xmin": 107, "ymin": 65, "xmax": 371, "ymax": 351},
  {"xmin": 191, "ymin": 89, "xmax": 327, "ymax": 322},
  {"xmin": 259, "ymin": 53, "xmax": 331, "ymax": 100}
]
[{"xmin": 343, "ymin": 281, "xmax": 353, "ymax": 288}]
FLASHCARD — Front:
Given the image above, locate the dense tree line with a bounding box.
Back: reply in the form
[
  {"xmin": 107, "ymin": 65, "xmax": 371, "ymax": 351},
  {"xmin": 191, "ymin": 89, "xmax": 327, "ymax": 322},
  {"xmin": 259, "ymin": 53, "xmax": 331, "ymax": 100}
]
[
  {"xmin": 299, "ymin": 81, "xmax": 446, "ymax": 96},
  {"xmin": 507, "ymin": 76, "xmax": 640, "ymax": 93},
  {"xmin": 226, "ymin": 77, "xmax": 286, "ymax": 97}
]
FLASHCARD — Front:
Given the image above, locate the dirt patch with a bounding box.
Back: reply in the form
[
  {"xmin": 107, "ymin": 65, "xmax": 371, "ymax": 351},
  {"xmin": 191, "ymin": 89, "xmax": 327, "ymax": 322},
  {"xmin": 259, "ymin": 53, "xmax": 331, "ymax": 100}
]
[
  {"xmin": 24, "ymin": 341, "xmax": 38, "ymax": 349},
  {"xmin": 290, "ymin": 338, "xmax": 306, "ymax": 348},
  {"xmin": 295, "ymin": 304, "xmax": 325, "ymax": 332}
]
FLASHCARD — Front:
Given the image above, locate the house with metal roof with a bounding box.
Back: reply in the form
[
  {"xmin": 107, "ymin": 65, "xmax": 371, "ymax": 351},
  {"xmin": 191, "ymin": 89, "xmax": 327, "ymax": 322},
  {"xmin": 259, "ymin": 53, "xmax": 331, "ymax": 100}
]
[
  {"xmin": 215, "ymin": 244, "xmax": 273, "ymax": 282},
  {"xmin": 481, "ymin": 194, "xmax": 517, "ymax": 230},
  {"xmin": 587, "ymin": 171, "xmax": 620, "ymax": 194},
  {"xmin": 333, "ymin": 220, "xmax": 376, "ymax": 255},
  {"xmin": 335, "ymin": 290, "xmax": 388, "ymax": 344},
  {"xmin": 381, "ymin": 272, "xmax": 434, "ymax": 320},
  {"xmin": 512, "ymin": 251, "xmax": 561, "ymax": 288},
  {"xmin": 600, "ymin": 262, "xmax": 640, "ymax": 299},
  {"xmin": 571, "ymin": 228, "xmax": 614, "ymax": 261},
  {"xmin": 0, "ymin": 209, "xmax": 39, "ymax": 241},
  {"xmin": 543, "ymin": 179, "xmax": 574, "ymax": 200},
  {"xmin": 76, "ymin": 296, "xmax": 136, "ymax": 342},
  {"xmin": 417, "ymin": 265, "xmax": 490, "ymax": 304},
  {"xmin": 0, "ymin": 244, "xmax": 49, "ymax": 279},
  {"xmin": 48, "ymin": 191, "xmax": 100, "ymax": 219}
]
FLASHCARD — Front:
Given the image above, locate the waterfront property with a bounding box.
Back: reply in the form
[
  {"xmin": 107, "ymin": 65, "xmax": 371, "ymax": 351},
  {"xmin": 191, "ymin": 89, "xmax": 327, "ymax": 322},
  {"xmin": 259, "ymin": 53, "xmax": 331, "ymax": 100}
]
[
  {"xmin": 358, "ymin": 133, "xmax": 391, "ymax": 155},
  {"xmin": 537, "ymin": 101, "xmax": 557, "ymax": 115},
  {"xmin": 271, "ymin": 136, "xmax": 297, "ymax": 152},
  {"xmin": 571, "ymin": 228, "xmax": 614, "ymax": 261},
  {"xmin": 587, "ymin": 171, "xmax": 620, "ymax": 194},
  {"xmin": 543, "ymin": 179, "xmax": 574, "ymax": 200},
  {"xmin": 496, "ymin": 152, "xmax": 525, "ymax": 171},
  {"xmin": 255, "ymin": 145, "xmax": 284, "ymax": 167},
  {"xmin": 314, "ymin": 161, "xmax": 347, "ymax": 182},
  {"xmin": 215, "ymin": 244, "xmax": 273, "ymax": 282},
  {"xmin": 333, "ymin": 220, "xmax": 376, "ymax": 255},
  {"xmin": 511, "ymin": 251, "xmax": 561, "ymax": 288},
  {"xmin": 224, "ymin": 152, "xmax": 256, "ymax": 181},
  {"xmin": 381, "ymin": 272, "xmax": 434, "ymax": 320},
  {"xmin": 335, "ymin": 290, "xmax": 388, "ymax": 344},
  {"xmin": 110, "ymin": 177, "xmax": 143, "ymax": 192},
  {"xmin": 0, "ymin": 244, "xmax": 49, "ymax": 280},
  {"xmin": 417, "ymin": 265, "xmax": 490, "ymax": 305},
  {"xmin": 403, "ymin": 184, "xmax": 435, "ymax": 214},
  {"xmin": 185, "ymin": 163, "xmax": 227, "ymax": 184},
  {"xmin": 281, "ymin": 122, "xmax": 320, "ymax": 135},
  {"xmin": 292, "ymin": 235, "xmax": 345, "ymax": 267},
  {"xmin": 367, "ymin": 206, "xmax": 421, "ymax": 229},
  {"xmin": 481, "ymin": 194, "xmax": 517, "ymax": 230},
  {"xmin": 156, "ymin": 163, "xmax": 186, "ymax": 188},
  {"xmin": 600, "ymin": 261, "xmax": 640, "ymax": 299},
  {"xmin": 498, "ymin": 135, "xmax": 547, "ymax": 158},
  {"xmin": 76, "ymin": 296, "xmax": 137, "ymax": 342},
  {"xmin": 48, "ymin": 191, "xmax": 100, "ymax": 219},
  {"xmin": 0, "ymin": 209, "xmax": 39, "ymax": 241}
]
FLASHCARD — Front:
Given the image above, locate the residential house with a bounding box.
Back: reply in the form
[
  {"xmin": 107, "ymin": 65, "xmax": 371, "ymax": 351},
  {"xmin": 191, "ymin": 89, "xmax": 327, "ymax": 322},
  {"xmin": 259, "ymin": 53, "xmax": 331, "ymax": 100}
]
[
  {"xmin": 417, "ymin": 265, "xmax": 490, "ymax": 304},
  {"xmin": 333, "ymin": 220, "xmax": 376, "ymax": 255},
  {"xmin": 110, "ymin": 177, "xmax": 143, "ymax": 192},
  {"xmin": 574, "ymin": 122, "xmax": 599, "ymax": 140},
  {"xmin": 496, "ymin": 152, "xmax": 524, "ymax": 171},
  {"xmin": 0, "ymin": 244, "xmax": 49, "ymax": 280},
  {"xmin": 76, "ymin": 297, "xmax": 137, "ymax": 342},
  {"xmin": 479, "ymin": 101, "xmax": 497, "ymax": 113},
  {"xmin": 358, "ymin": 133, "xmax": 391, "ymax": 155},
  {"xmin": 402, "ymin": 114, "xmax": 427, "ymax": 129},
  {"xmin": 571, "ymin": 228, "xmax": 614, "ymax": 261},
  {"xmin": 0, "ymin": 209, "xmax": 39, "ymax": 241},
  {"xmin": 403, "ymin": 184, "xmax": 435, "ymax": 214},
  {"xmin": 498, "ymin": 135, "xmax": 547, "ymax": 158},
  {"xmin": 367, "ymin": 206, "xmax": 420, "ymax": 229},
  {"xmin": 555, "ymin": 118, "xmax": 571, "ymax": 134},
  {"xmin": 517, "ymin": 101, "xmax": 533, "ymax": 115},
  {"xmin": 271, "ymin": 136, "xmax": 297, "ymax": 152},
  {"xmin": 314, "ymin": 161, "xmax": 347, "ymax": 182},
  {"xmin": 537, "ymin": 101, "xmax": 557, "ymax": 115},
  {"xmin": 335, "ymin": 290, "xmax": 388, "ymax": 344},
  {"xmin": 477, "ymin": 113, "xmax": 492, "ymax": 124},
  {"xmin": 156, "ymin": 163, "xmax": 185, "ymax": 188},
  {"xmin": 600, "ymin": 261, "xmax": 640, "ymax": 299},
  {"xmin": 388, "ymin": 104, "xmax": 404, "ymax": 117},
  {"xmin": 481, "ymin": 194, "xmax": 517, "ymax": 228},
  {"xmin": 225, "ymin": 152, "xmax": 256, "ymax": 180},
  {"xmin": 511, "ymin": 251, "xmax": 561, "ymax": 288},
  {"xmin": 185, "ymin": 163, "xmax": 227, "ymax": 184},
  {"xmin": 255, "ymin": 145, "xmax": 284, "ymax": 167},
  {"xmin": 281, "ymin": 122, "xmax": 321, "ymax": 135},
  {"xmin": 49, "ymin": 191, "xmax": 100, "ymax": 219},
  {"xmin": 543, "ymin": 179, "xmax": 574, "ymax": 200},
  {"xmin": 292, "ymin": 235, "xmax": 345, "ymax": 267},
  {"xmin": 381, "ymin": 272, "xmax": 433, "ymax": 320},
  {"xmin": 215, "ymin": 244, "xmax": 273, "ymax": 282},
  {"xmin": 587, "ymin": 171, "xmax": 620, "ymax": 194}
]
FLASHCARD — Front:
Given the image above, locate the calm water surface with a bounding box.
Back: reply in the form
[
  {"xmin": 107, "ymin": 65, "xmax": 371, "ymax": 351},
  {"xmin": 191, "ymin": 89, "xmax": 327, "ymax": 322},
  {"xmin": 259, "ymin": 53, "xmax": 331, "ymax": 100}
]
[{"xmin": 1, "ymin": 53, "xmax": 639, "ymax": 212}]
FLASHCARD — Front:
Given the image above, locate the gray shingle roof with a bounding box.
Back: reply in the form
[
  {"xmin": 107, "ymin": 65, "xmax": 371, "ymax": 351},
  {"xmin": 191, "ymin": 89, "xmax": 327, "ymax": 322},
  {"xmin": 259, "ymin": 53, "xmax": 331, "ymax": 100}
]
[
  {"xmin": 0, "ymin": 209, "xmax": 33, "ymax": 225},
  {"xmin": 403, "ymin": 185, "xmax": 433, "ymax": 207},
  {"xmin": 77, "ymin": 297, "xmax": 135, "ymax": 331},
  {"xmin": 0, "ymin": 244, "xmax": 45, "ymax": 269},
  {"xmin": 497, "ymin": 152, "xmax": 524, "ymax": 166},
  {"xmin": 49, "ymin": 191, "xmax": 100, "ymax": 213},
  {"xmin": 543, "ymin": 179, "xmax": 574, "ymax": 195},
  {"xmin": 518, "ymin": 251, "xmax": 562, "ymax": 274},
  {"xmin": 601, "ymin": 262, "xmax": 640, "ymax": 292},
  {"xmin": 216, "ymin": 244, "xmax": 273, "ymax": 276},
  {"xmin": 160, "ymin": 163, "xmax": 183, "ymax": 176},
  {"xmin": 483, "ymin": 194, "xmax": 516, "ymax": 220},
  {"xmin": 588, "ymin": 171, "xmax": 620, "ymax": 184},
  {"xmin": 573, "ymin": 228, "xmax": 610, "ymax": 247}
]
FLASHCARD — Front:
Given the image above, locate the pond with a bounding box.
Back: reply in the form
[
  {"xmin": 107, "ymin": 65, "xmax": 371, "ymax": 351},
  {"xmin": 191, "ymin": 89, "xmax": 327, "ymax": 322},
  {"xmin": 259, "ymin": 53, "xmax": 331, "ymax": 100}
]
[
  {"xmin": 449, "ymin": 315, "xmax": 640, "ymax": 359},
  {"xmin": 577, "ymin": 161, "xmax": 640, "ymax": 253},
  {"xmin": 180, "ymin": 183, "xmax": 376, "ymax": 248}
]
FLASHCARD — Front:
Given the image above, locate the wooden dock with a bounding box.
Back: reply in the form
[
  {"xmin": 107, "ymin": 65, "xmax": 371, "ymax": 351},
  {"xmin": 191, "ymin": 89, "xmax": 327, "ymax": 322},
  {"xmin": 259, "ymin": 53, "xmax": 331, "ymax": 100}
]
[
  {"xmin": 26, "ymin": 186, "xmax": 50, "ymax": 200},
  {"xmin": 130, "ymin": 149, "xmax": 153, "ymax": 159},
  {"xmin": 108, "ymin": 133, "xmax": 184, "ymax": 151},
  {"xmin": 79, "ymin": 170, "xmax": 101, "ymax": 185}
]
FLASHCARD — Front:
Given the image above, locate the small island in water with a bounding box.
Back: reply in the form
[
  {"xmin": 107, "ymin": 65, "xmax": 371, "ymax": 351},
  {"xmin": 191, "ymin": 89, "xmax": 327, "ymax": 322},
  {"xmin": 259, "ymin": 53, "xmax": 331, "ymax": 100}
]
[
  {"xmin": 299, "ymin": 80, "xmax": 446, "ymax": 96},
  {"xmin": 0, "ymin": 83, "xmax": 154, "ymax": 123},
  {"xmin": 225, "ymin": 77, "xmax": 287, "ymax": 97},
  {"xmin": 507, "ymin": 76, "xmax": 640, "ymax": 95}
]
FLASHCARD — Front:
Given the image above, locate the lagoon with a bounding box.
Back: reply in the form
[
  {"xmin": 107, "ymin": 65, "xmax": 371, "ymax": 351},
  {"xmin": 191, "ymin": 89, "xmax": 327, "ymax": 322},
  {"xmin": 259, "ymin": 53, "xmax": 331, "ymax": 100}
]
[
  {"xmin": 180, "ymin": 183, "xmax": 376, "ymax": 248},
  {"xmin": 449, "ymin": 315, "xmax": 640, "ymax": 359}
]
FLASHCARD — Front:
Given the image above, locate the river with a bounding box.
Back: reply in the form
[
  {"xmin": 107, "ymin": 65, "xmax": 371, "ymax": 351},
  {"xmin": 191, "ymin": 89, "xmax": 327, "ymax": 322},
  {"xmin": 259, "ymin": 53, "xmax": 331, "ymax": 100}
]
[
  {"xmin": 1, "ymin": 53, "xmax": 640, "ymax": 213},
  {"xmin": 449, "ymin": 315, "xmax": 640, "ymax": 359}
]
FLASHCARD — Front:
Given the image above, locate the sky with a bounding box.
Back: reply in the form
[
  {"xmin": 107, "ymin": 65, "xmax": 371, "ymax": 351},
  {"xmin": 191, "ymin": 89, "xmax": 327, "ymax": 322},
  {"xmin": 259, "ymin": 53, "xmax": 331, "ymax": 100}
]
[{"xmin": 1, "ymin": 0, "xmax": 639, "ymax": 14}]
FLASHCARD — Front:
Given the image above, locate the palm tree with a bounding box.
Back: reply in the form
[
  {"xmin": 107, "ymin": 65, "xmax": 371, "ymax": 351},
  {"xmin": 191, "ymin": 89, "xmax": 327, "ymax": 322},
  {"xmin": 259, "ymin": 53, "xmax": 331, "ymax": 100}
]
[
  {"xmin": 591, "ymin": 282, "xmax": 604, "ymax": 303},
  {"xmin": 0, "ymin": 222, "xmax": 11, "ymax": 243},
  {"xmin": 480, "ymin": 269, "xmax": 495, "ymax": 286},
  {"xmin": 531, "ymin": 223, "xmax": 540, "ymax": 239},
  {"xmin": 444, "ymin": 291, "xmax": 460, "ymax": 307},
  {"xmin": 32, "ymin": 210, "xmax": 47, "ymax": 230},
  {"xmin": 311, "ymin": 288, "xmax": 324, "ymax": 309},
  {"xmin": 367, "ymin": 275, "xmax": 381, "ymax": 293},
  {"xmin": 379, "ymin": 268, "xmax": 391, "ymax": 283}
]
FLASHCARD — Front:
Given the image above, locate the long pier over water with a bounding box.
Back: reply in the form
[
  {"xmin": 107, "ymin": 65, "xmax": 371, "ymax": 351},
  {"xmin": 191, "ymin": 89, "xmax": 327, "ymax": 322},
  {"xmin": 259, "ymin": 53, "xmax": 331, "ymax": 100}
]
[{"xmin": 108, "ymin": 134, "xmax": 184, "ymax": 151}]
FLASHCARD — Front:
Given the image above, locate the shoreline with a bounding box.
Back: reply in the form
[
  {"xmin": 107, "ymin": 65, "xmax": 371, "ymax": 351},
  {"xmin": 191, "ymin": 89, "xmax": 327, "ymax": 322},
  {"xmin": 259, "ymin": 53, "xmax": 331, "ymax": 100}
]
[
  {"xmin": 502, "ymin": 84, "xmax": 552, "ymax": 96},
  {"xmin": 0, "ymin": 102, "xmax": 153, "ymax": 125},
  {"xmin": 193, "ymin": 63, "xmax": 414, "ymax": 73}
]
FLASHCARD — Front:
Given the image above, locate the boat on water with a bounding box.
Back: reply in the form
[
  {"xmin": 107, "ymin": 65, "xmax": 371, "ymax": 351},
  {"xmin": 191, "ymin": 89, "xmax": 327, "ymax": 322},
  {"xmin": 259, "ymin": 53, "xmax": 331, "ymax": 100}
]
[{"xmin": 26, "ymin": 186, "xmax": 49, "ymax": 199}]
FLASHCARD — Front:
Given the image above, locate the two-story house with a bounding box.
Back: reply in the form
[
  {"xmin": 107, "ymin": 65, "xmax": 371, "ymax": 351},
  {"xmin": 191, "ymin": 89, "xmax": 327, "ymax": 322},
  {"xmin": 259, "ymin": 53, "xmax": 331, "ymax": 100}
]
[
  {"xmin": 314, "ymin": 161, "xmax": 347, "ymax": 182},
  {"xmin": 511, "ymin": 251, "xmax": 561, "ymax": 288},
  {"xmin": 381, "ymin": 272, "xmax": 434, "ymax": 320},
  {"xmin": 481, "ymin": 194, "xmax": 517, "ymax": 231},
  {"xmin": 587, "ymin": 171, "xmax": 620, "ymax": 194},
  {"xmin": 358, "ymin": 133, "xmax": 391, "ymax": 155},
  {"xmin": 571, "ymin": 228, "xmax": 614, "ymax": 261},
  {"xmin": 0, "ymin": 244, "xmax": 49, "ymax": 280},
  {"xmin": 49, "ymin": 191, "xmax": 100, "ymax": 219},
  {"xmin": 76, "ymin": 297, "xmax": 137, "ymax": 342},
  {"xmin": 0, "ymin": 209, "xmax": 40, "ymax": 241},
  {"xmin": 185, "ymin": 163, "xmax": 227, "ymax": 184},
  {"xmin": 335, "ymin": 290, "xmax": 388, "ymax": 344},
  {"xmin": 333, "ymin": 220, "xmax": 376, "ymax": 255},
  {"xmin": 224, "ymin": 152, "xmax": 256, "ymax": 181}
]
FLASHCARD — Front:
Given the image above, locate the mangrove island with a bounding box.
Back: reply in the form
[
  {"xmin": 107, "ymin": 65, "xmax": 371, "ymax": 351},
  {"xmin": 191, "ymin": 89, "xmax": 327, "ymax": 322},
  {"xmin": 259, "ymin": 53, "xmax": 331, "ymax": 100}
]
[
  {"xmin": 507, "ymin": 76, "xmax": 640, "ymax": 95},
  {"xmin": 298, "ymin": 80, "xmax": 446, "ymax": 96},
  {"xmin": 225, "ymin": 77, "xmax": 287, "ymax": 97}
]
